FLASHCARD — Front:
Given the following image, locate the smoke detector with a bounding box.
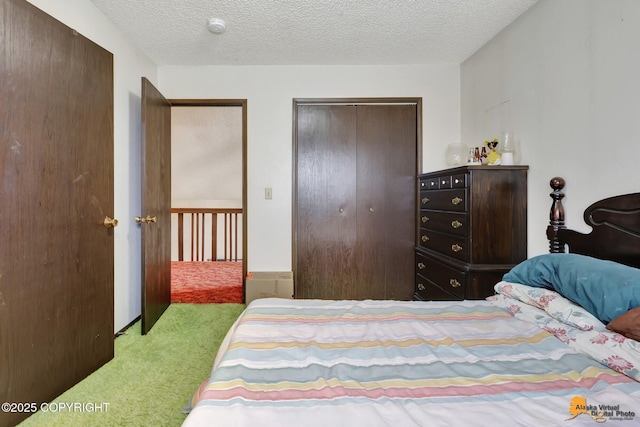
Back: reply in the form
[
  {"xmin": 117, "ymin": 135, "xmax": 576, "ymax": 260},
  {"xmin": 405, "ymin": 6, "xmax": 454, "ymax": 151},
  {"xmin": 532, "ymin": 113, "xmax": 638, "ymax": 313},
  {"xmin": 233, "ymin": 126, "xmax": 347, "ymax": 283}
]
[{"xmin": 207, "ymin": 17, "xmax": 226, "ymax": 34}]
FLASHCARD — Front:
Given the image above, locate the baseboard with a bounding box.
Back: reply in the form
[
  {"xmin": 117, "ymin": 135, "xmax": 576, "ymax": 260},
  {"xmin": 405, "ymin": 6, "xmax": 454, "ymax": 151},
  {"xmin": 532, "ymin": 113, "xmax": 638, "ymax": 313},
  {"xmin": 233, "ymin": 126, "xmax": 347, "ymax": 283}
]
[{"xmin": 115, "ymin": 315, "xmax": 141, "ymax": 338}]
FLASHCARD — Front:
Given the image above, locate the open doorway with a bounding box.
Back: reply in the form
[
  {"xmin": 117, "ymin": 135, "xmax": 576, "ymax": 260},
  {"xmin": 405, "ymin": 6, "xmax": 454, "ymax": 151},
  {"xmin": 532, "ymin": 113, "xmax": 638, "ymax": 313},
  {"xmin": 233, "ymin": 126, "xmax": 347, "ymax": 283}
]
[{"xmin": 169, "ymin": 100, "xmax": 247, "ymax": 304}]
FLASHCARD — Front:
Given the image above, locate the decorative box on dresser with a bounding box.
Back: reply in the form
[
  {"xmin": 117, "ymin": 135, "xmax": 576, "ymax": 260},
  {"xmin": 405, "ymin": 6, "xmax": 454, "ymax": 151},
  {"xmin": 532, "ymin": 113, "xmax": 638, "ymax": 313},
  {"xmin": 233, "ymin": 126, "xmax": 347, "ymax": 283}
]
[{"xmin": 415, "ymin": 165, "xmax": 528, "ymax": 301}]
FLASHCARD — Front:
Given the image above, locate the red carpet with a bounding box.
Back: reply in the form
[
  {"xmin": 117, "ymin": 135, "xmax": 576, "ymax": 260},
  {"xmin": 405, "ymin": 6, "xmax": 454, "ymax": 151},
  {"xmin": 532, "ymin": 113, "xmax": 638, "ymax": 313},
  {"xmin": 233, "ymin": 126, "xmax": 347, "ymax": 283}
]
[{"xmin": 171, "ymin": 261, "xmax": 243, "ymax": 303}]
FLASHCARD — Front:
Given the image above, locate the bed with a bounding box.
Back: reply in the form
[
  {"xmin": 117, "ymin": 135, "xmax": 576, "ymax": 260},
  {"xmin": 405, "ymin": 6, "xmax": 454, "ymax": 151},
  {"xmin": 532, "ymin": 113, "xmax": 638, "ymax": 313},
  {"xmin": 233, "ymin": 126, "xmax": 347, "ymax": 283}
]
[
  {"xmin": 171, "ymin": 208, "xmax": 243, "ymax": 303},
  {"xmin": 182, "ymin": 177, "xmax": 640, "ymax": 426}
]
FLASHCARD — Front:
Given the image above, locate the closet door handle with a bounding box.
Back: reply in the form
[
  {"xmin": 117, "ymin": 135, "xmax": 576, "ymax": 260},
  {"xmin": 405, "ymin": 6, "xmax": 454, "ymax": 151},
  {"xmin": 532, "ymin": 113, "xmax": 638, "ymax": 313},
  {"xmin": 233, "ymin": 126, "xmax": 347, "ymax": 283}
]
[{"xmin": 369, "ymin": 207, "xmax": 375, "ymax": 213}]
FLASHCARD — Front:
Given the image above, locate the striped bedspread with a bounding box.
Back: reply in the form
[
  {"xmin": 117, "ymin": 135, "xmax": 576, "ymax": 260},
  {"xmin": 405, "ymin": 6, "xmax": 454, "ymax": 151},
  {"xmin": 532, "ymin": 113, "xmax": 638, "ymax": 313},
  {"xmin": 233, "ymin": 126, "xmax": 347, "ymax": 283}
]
[{"xmin": 183, "ymin": 299, "xmax": 640, "ymax": 427}]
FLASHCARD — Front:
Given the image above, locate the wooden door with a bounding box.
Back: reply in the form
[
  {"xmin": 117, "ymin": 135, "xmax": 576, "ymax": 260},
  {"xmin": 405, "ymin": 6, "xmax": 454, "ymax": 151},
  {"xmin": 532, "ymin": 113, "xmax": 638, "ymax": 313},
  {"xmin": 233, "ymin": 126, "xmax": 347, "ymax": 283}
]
[
  {"xmin": 140, "ymin": 78, "xmax": 171, "ymax": 334},
  {"xmin": 356, "ymin": 105, "xmax": 417, "ymax": 300},
  {"xmin": 295, "ymin": 105, "xmax": 358, "ymax": 299},
  {"xmin": 294, "ymin": 102, "xmax": 417, "ymax": 300},
  {"xmin": 0, "ymin": 1, "xmax": 114, "ymax": 425}
]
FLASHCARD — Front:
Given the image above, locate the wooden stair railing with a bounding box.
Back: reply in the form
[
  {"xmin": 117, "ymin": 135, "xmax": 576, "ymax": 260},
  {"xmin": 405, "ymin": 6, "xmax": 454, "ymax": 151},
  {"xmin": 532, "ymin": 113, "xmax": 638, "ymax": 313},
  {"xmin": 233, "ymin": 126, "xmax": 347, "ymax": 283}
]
[{"xmin": 171, "ymin": 208, "xmax": 243, "ymax": 261}]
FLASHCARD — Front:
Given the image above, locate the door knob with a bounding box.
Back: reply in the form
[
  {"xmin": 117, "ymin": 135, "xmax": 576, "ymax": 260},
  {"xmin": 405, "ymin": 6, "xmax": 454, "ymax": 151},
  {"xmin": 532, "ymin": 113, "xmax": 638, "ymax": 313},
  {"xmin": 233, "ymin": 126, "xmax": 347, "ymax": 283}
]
[
  {"xmin": 103, "ymin": 216, "xmax": 119, "ymax": 228},
  {"xmin": 135, "ymin": 215, "xmax": 158, "ymax": 224}
]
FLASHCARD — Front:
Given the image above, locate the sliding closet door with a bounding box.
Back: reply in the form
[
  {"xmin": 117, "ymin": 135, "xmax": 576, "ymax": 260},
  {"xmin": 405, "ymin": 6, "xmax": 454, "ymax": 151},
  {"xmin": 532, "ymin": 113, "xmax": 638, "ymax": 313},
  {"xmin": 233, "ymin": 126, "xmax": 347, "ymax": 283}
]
[
  {"xmin": 0, "ymin": 1, "xmax": 114, "ymax": 426},
  {"xmin": 294, "ymin": 101, "xmax": 417, "ymax": 300}
]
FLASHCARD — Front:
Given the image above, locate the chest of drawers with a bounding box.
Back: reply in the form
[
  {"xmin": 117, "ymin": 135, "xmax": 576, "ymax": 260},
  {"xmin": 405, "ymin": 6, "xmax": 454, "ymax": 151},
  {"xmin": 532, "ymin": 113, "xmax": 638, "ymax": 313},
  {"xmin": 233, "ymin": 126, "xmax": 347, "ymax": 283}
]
[{"xmin": 415, "ymin": 166, "xmax": 528, "ymax": 300}]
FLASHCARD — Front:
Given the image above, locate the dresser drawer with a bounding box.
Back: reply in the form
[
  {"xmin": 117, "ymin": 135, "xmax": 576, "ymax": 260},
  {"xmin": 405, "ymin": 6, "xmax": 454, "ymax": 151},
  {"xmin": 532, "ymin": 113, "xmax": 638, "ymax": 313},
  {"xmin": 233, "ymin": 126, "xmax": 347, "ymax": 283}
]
[
  {"xmin": 418, "ymin": 229, "xmax": 468, "ymax": 261},
  {"xmin": 420, "ymin": 176, "xmax": 440, "ymax": 190},
  {"xmin": 414, "ymin": 278, "xmax": 460, "ymax": 301},
  {"xmin": 419, "ymin": 188, "xmax": 467, "ymax": 212},
  {"xmin": 420, "ymin": 173, "xmax": 466, "ymax": 190},
  {"xmin": 419, "ymin": 210, "xmax": 467, "ymax": 237},
  {"xmin": 415, "ymin": 252, "xmax": 466, "ymax": 299}
]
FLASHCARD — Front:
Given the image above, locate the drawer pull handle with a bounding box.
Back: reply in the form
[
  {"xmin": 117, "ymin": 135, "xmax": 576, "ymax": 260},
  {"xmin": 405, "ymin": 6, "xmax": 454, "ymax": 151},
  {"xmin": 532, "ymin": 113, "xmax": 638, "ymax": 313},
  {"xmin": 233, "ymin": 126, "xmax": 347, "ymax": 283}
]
[
  {"xmin": 450, "ymin": 279, "xmax": 462, "ymax": 288},
  {"xmin": 417, "ymin": 283, "xmax": 426, "ymax": 291},
  {"xmin": 451, "ymin": 220, "xmax": 463, "ymax": 229},
  {"xmin": 421, "ymin": 216, "xmax": 430, "ymax": 223},
  {"xmin": 451, "ymin": 197, "xmax": 463, "ymax": 205},
  {"xmin": 422, "ymin": 235, "xmax": 430, "ymax": 242},
  {"xmin": 454, "ymin": 178, "xmax": 461, "ymax": 184},
  {"xmin": 417, "ymin": 262, "xmax": 426, "ymax": 269},
  {"xmin": 422, "ymin": 197, "xmax": 430, "ymax": 204},
  {"xmin": 441, "ymin": 180, "xmax": 447, "ymax": 185},
  {"xmin": 451, "ymin": 244, "xmax": 463, "ymax": 252}
]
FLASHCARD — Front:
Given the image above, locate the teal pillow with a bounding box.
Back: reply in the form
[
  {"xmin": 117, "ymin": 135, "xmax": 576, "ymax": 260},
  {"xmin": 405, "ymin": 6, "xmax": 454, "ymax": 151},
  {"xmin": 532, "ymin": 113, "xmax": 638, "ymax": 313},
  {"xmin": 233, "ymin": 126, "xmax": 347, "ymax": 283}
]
[{"xmin": 503, "ymin": 253, "xmax": 640, "ymax": 324}]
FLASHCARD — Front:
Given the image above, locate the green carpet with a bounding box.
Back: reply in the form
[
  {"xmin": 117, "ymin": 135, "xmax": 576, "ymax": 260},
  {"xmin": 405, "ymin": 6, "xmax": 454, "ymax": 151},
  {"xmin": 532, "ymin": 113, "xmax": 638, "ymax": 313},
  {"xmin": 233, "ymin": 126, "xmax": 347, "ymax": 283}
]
[{"xmin": 19, "ymin": 303, "xmax": 245, "ymax": 427}]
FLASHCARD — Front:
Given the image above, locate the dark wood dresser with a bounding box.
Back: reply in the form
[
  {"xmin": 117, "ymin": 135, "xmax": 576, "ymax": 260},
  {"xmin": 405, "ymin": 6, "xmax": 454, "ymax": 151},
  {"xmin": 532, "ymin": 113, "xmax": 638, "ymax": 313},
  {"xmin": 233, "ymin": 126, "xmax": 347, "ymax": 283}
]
[{"xmin": 414, "ymin": 165, "xmax": 528, "ymax": 301}]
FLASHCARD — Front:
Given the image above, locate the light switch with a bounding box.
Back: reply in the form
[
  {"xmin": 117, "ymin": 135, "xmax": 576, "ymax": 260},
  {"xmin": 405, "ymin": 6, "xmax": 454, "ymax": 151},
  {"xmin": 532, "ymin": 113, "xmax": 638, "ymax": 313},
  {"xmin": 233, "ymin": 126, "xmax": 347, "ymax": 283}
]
[{"xmin": 265, "ymin": 187, "xmax": 272, "ymax": 200}]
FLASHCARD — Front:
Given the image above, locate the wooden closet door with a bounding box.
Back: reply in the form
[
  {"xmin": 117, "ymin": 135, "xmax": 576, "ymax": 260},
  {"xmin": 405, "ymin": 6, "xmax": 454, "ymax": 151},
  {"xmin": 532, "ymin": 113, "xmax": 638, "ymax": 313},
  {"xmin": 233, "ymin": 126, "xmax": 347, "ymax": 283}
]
[
  {"xmin": 295, "ymin": 105, "xmax": 358, "ymax": 299},
  {"xmin": 356, "ymin": 105, "xmax": 416, "ymax": 300},
  {"xmin": 0, "ymin": 1, "xmax": 114, "ymax": 425},
  {"xmin": 294, "ymin": 102, "xmax": 417, "ymax": 300}
]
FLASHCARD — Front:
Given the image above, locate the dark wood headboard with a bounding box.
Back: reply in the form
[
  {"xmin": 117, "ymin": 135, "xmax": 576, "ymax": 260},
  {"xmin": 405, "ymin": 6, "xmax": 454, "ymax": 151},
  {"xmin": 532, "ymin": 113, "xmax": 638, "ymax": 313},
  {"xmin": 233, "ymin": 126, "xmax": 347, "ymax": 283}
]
[{"xmin": 547, "ymin": 177, "xmax": 640, "ymax": 269}]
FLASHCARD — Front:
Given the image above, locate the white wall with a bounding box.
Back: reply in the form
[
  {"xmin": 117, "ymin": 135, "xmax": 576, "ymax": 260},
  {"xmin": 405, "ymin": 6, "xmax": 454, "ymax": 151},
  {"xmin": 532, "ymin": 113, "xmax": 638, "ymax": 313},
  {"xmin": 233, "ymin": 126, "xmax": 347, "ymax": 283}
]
[
  {"xmin": 159, "ymin": 65, "xmax": 461, "ymax": 271},
  {"xmin": 171, "ymin": 106, "xmax": 243, "ymax": 208},
  {"xmin": 461, "ymin": 0, "xmax": 640, "ymax": 257},
  {"xmin": 26, "ymin": 0, "xmax": 158, "ymax": 332}
]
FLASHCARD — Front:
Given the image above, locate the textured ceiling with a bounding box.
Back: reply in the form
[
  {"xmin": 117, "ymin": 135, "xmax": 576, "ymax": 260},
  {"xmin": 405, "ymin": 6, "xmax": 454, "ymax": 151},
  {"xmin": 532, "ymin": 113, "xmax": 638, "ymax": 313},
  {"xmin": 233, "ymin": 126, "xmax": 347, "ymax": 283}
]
[{"xmin": 89, "ymin": 0, "xmax": 537, "ymax": 66}]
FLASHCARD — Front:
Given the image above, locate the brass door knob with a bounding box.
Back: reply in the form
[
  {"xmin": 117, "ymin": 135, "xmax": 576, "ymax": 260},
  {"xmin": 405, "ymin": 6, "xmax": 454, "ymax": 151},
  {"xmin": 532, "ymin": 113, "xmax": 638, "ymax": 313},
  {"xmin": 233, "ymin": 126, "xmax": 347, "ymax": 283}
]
[
  {"xmin": 103, "ymin": 216, "xmax": 119, "ymax": 228},
  {"xmin": 135, "ymin": 215, "xmax": 158, "ymax": 224}
]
